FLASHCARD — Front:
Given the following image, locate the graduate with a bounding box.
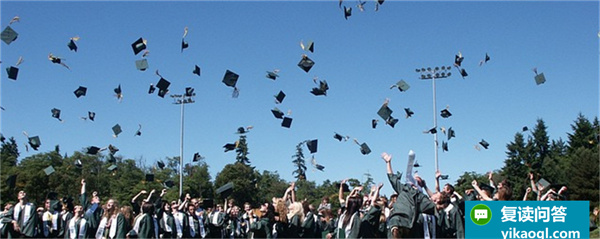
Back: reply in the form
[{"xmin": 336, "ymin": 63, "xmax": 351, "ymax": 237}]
[
  {"xmin": 65, "ymin": 205, "xmax": 88, "ymax": 239},
  {"xmin": 80, "ymin": 179, "xmax": 104, "ymax": 238},
  {"xmin": 95, "ymin": 198, "xmax": 127, "ymax": 239},
  {"xmin": 207, "ymin": 204, "xmax": 226, "ymax": 238},
  {"xmin": 170, "ymin": 200, "xmax": 186, "ymax": 238},
  {"xmin": 249, "ymin": 203, "xmax": 274, "ymax": 238},
  {"xmin": 133, "ymin": 202, "xmax": 157, "ymax": 238},
  {"xmin": 381, "ymin": 151, "xmax": 436, "ymax": 238},
  {"xmin": 12, "ymin": 191, "xmax": 38, "ymax": 238},
  {"xmin": 59, "ymin": 197, "xmax": 75, "ymax": 239},
  {"xmin": 1, "ymin": 203, "xmax": 16, "ymax": 238},
  {"xmin": 183, "ymin": 197, "xmax": 200, "ymax": 238},
  {"xmin": 286, "ymin": 202, "xmax": 304, "ymax": 238},
  {"xmin": 300, "ymin": 201, "xmax": 316, "ymax": 238},
  {"xmin": 155, "ymin": 189, "xmax": 177, "ymax": 238}
]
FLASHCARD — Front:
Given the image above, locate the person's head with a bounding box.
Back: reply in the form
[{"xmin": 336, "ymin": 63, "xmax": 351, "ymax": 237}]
[
  {"xmin": 37, "ymin": 207, "xmax": 44, "ymax": 215},
  {"xmin": 287, "ymin": 202, "xmax": 304, "ymax": 219},
  {"xmin": 343, "ymin": 196, "xmax": 363, "ymax": 227},
  {"xmin": 443, "ymin": 183, "xmax": 455, "ymax": 194},
  {"xmin": 187, "ymin": 203, "xmax": 196, "ymax": 215},
  {"xmin": 319, "ymin": 209, "xmax": 332, "ymax": 222},
  {"xmin": 228, "ymin": 198, "xmax": 235, "ymax": 207},
  {"xmin": 3, "ymin": 203, "xmax": 13, "ymax": 211},
  {"xmin": 302, "ymin": 201, "xmax": 311, "ymax": 214},
  {"xmin": 105, "ymin": 199, "xmax": 119, "ymax": 216},
  {"xmin": 216, "ymin": 204, "xmax": 223, "ymax": 212},
  {"xmin": 171, "ymin": 201, "xmax": 179, "ymax": 212},
  {"xmin": 73, "ymin": 205, "xmax": 83, "ymax": 216},
  {"xmin": 121, "ymin": 206, "xmax": 134, "ymax": 224},
  {"xmin": 321, "ymin": 196, "xmax": 329, "ymax": 204},
  {"xmin": 44, "ymin": 199, "xmax": 51, "ymax": 210},
  {"xmin": 434, "ymin": 192, "xmax": 450, "ymax": 210},
  {"xmin": 191, "ymin": 198, "xmax": 198, "ymax": 206},
  {"xmin": 244, "ymin": 202, "xmax": 251, "ymax": 212},
  {"xmin": 17, "ymin": 191, "xmax": 27, "ymax": 201},
  {"xmin": 390, "ymin": 193, "xmax": 398, "ymax": 206},
  {"xmin": 141, "ymin": 202, "xmax": 154, "ymax": 215},
  {"xmin": 494, "ymin": 186, "xmax": 513, "ymax": 201}
]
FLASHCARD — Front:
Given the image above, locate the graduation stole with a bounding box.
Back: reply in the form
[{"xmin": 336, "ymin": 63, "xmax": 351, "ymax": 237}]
[
  {"xmin": 163, "ymin": 212, "xmax": 172, "ymax": 232},
  {"xmin": 96, "ymin": 216, "xmax": 118, "ymax": 239},
  {"xmin": 188, "ymin": 214, "xmax": 197, "ymax": 237},
  {"xmin": 132, "ymin": 213, "xmax": 146, "ymax": 234},
  {"xmin": 13, "ymin": 203, "xmax": 32, "ymax": 225}
]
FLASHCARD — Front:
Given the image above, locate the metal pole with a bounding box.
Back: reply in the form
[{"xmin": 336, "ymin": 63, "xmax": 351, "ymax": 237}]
[
  {"xmin": 179, "ymin": 96, "xmax": 184, "ymax": 198},
  {"xmin": 432, "ymin": 74, "xmax": 439, "ymax": 172}
]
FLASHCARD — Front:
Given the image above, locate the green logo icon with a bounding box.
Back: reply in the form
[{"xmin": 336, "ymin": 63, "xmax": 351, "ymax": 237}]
[{"xmin": 470, "ymin": 204, "xmax": 492, "ymax": 226}]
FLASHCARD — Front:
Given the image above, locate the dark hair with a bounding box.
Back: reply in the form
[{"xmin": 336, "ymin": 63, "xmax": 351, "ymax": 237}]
[
  {"xmin": 141, "ymin": 202, "xmax": 154, "ymax": 214},
  {"xmin": 302, "ymin": 201, "xmax": 311, "ymax": 214},
  {"xmin": 438, "ymin": 191, "xmax": 451, "ymax": 205},
  {"xmin": 342, "ymin": 196, "xmax": 363, "ymax": 228},
  {"xmin": 264, "ymin": 203, "xmax": 276, "ymax": 225},
  {"xmin": 497, "ymin": 186, "xmax": 513, "ymax": 201},
  {"xmin": 444, "ymin": 183, "xmax": 455, "ymax": 193}
]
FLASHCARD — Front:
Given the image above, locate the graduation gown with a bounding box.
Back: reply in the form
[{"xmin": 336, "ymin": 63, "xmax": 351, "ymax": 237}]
[
  {"xmin": 300, "ymin": 211, "xmax": 316, "ymax": 238},
  {"xmin": 65, "ymin": 217, "xmax": 88, "ymax": 239},
  {"xmin": 12, "ymin": 202, "xmax": 38, "ymax": 238},
  {"xmin": 387, "ymin": 172, "xmax": 435, "ymax": 237},
  {"xmin": 286, "ymin": 214, "xmax": 302, "ymax": 238},
  {"xmin": 184, "ymin": 212, "xmax": 200, "ymax": 238},
  {"xmin": 1, "ymin": 208, "xmax": 17, "ymax": 238},
  {"xmin": 135, "ymin": 213, "xmax": 156, "ymax": 239},
  {"xmin": 80, "ymin": 193, "xmax": 103, "ymax": 237},
  {"xmin": 249, "ymin": 217, "xmax": 272, "ymax": 239},
  {"xmin": 359, "ymin": 206, "xmax": 382, "ymax": 238},
  {"xmin": 58, "ymin": 211, "xmax": 74, "ymax": 238},
  {"xmin": 207, "ymin": 211, "xmax": 225, "ymax": 238}
]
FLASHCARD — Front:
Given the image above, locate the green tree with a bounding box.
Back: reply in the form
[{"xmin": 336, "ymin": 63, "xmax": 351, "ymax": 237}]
[
  {"xmin": 256, "ymin": 170, "xmax": 288, "ymax": 206},
  {"xmin": 500, "ymin": 132, "xmax": 530, "ymax": 200},
  {"xmin": 454, "ymin": 171, "xmax": 487, "ymax": 198},
  {"xmin": 1, "ymin": 137, "xmax": 20, "ymax": 203},
  {"xmin": 567, "ymin": 114, "xmax": 598, "ymax": 153},
  {"xmin": 182, "ymin": 159, "xmax": 213, "ymax": 201},
  {"xmin": 531, "ymin": 119, "xmax": 550, "ymax": 167},
  {"xmin": 292, "ymin": 142, "xmax": 307, "ymax": 181},
  {"xmin": 566, "ymin": 147, "xmax": 599, "ymax": 209},
  {"xmin": 236, "ymin": 134, "xmax": 250, "ymax": 165},
  {"xmin": 214, "ymin": 162, "xmax": 259, "ymax": 206}
]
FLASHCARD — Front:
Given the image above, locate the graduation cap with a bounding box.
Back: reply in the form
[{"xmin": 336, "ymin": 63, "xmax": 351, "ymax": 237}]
[
  {"xmin": 307, "ymin": 139, "xmax": 318, "ymax": 154},
  {"xmin": 454, "ymin": 52, "xmax": 464, "ymax": 67},
  {"xmin": 404, "ymin": 108, "xmax": 414, "ymax": 118},
  {"xmin": 107, "ymin": 154, "xmax": 117, "ymax": 163},
  {"xmin": 459, "ymin": 68, "xmax": 468, "ymax": 78},
  {"xmin": 1, "ymin": 26, "xmax": 18, "ymax": 45},
  {"xmin": 74, "ymin": 159, "xmax": 83, "ymax": 168},
  {"xmin": 386, "ymin": 117, "xmax": 399, "ymax": 128},
  {"xmin": 311, "ymin": 80, "xmax": 329, "ymax": 96},
  {"xmin": 335, "ymin": 182, "xmax": 350, "ymax": 192},
  {"xmin": 74, "ymin": 86, "xmax": 87, "ymax": 98},
  {"xmin": 135, "ymin": 124, "xmax": 142, "ymax": 136},
  {"xmin": 271, "ymin": 107, "xmax": 284, "ymax": 119},
  {"xmin": 358, "ymin": 142, "xmax": 371, "ymax": 155},
  {"xmin": 108, "ymin": 144, "xmax": 119, "ymax": 155},
  {"xmin": 157, "ymin": 160, "xmax": 165, "ymax": 170},
  {"xmin": 372, "ymin": 119, "xmax": 378, "ymax": 129},
  {"xmin": 193, "ymin": 152, "xmax": 204, "ymax": 162},
  {"xmin": 67, "ymin": 37, "xmax": 79, "ymax": 52},
  {"xmin": 148, "ymin": 84, "xmax": 156, "ymax": 94},
  {"xmin": 424, "ymin": 127, "xmax": 437, "ymax": 134},
  {"xmin": 163, "ymin": 180, "xmax": 175, "ymax": 188},
  {"xmin": 334, "ymin": 133, "xmax": 348, "ymax": 142},
  {"xmin": 236, "ymin": 126, "xmax": 252, "ymax": 134},
  {"xmin": 222, "ymin": 70, "xmax": 239, "ymax": 88},
  {"xmin": 522, "ymin": 126, "xmax": 529, "ymax": 132},
  {"xmin": 479, "ymin": 53, "xmax": 490, "ymax": 66},
  {"xmin": 131, "ymin": 37, "xmax": 147, "ymax": 55},
  {"xmin": 377, "ymin": 104, "xmax": 393, "ymax": 121},
  {"xmin": 86, "ymin": 146, "xmax": 101, "ymax": 155},
  {"xmin": 343, "ymin": 6, "xmax": 352, "ymax": 19},
  {"xmin": 112, "ymin": 124, "xmax": 122, "ymax": 137},
  {"xmin": 300, "ymin": 40, "xmax": 314, "ymax": 53},
  {"xmin": 391, "ymin": 80, "xmax": 410, "ymax": 92},
  {"xmin": 181, "ymin": 39, "xmax": 189, "ymax": 52},
  {"xmin": 447, "ymin": 127, "xmax": 455, "ymax": 140},
  {"xmin": 478, "ymin": 183, "xmax": 494, "ymax": 194},
  {"xmin": 440, "ymin": 175, "xmax": 449, "ymax": 180},
  {"xmin": 534, "ymin": 72, "xmax": 546, "ymax": 85},
  {"xmin": 51, "ymin": 108, "xmax": 62, "ymax": 121},
  {"xmin": 442, "ymin": 141, "xmax": 448, "ymax": 152},
  {"xmin": 135, "ymin": 59, "xmax": 149, "ymax": 71},
  {"xmin": 413, "ymin": 160, "xmax": 420, "ymax": 167},
  {"xmin": 440, "ymin": 109, "xmax": 452, "ymax": 118},
  {"xmin": 48, "ymin": 53, "xmax": 70, "ymax": 69},
  {"xmin": 6, "ymin": 66, "xmax": 18, "ymax": 80},
  {"xmin": 114, "ymin": 84, "xmax": 123, "ymax": 100},
  {"xmin": 266, "ymin": 70, "xmax": 279, "ymax": 80},
  {"xmin": 479, "ymin": 139, "xmax": 489, "ymax": 149},
  {"xmin": 202, "ymin": 199, "xmax": 214, "ymax": 208},
  {"xmin": 314, "ymin": 164, "xmax": 325, "ymax": 171},
  {"xmin": 223, "ymin": 142, "xmax": 238, "ymax": 152},
  {"xmin": 193, "ymin": 65, "xmax": 201, "ymax": 76},
  {"xmin": 274, "ymin": 91, "xmax": 286, "ymax": 104},
  {"xmin": 6, "ymin": 174, "xmax": 17, "ymax": 189},
  {"xmin": 185, "ymin": 87, "xmax": 195, "ymax": 97},
  {"xmin": 282, "ymin": 117, "xmax": 293, "ymax": 128},
  {"xmin": 537, "ymin": 178, "xmax": 551, "ymax": 189},
  {"xmin": 44, "ymin": 166, "xmax": 56, "ymax": 176},
  {"xmin": 297, "ymin": 55, "xmax": 315, "ymax": 73},
  {"xmin": 156, "ymin": 78, "xmax": 171, "ymax": 98},
  {"xmin": 216, "ymin": 182, "xmax": 234, "ymax": 198},
  {"xmin": 107, "ymin": 164, "xmax": 117, "ymax": 172},
  {"xmin": 145, "ymin": 173, "xmax": 154, "ymax": 182},
  {"xmin": 28, "ymin": 136, "xmax": 41, "ymax": 150},
  {"xmin": 88, "ymin": 111, "xmax": 95, "ymax": 121}
]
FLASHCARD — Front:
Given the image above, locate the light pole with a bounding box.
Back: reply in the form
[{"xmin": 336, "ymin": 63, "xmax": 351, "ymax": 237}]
[
  {"xmin": 415, "ymin": 66, "xmax": 452, "ymax": 172},
  {"xmin": 171, "ymin": 87, "xmax": 196, "ymax": 198}
]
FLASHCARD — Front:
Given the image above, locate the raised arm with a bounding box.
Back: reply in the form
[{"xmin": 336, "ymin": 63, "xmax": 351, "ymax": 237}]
[
  {"xmin": 523, "ymin": 187, "xmax": 531, "ymax": 201},
  {"xmin": 290, "ymin": 182, "xmax": 296, "ymax": 203},
  {"xmin": 416, "ymin": 176, "xmax": 434, "ymax": 198},
  {"xmin": 145, "ymin": 189, "xmax": 156, "ymax": 203},
  {"xmin": 338, "ymin": 179, "xmax": 348, "ymax": 205},
  {"xmin": 131, "ymin": 190, "xmax": 147, "ymax": 204},
  {"xmin": 540, "ymin": 189, "xmax": 556, "ymax": 201},
  {"xmin": 471, "ymin": 180, "xmax": 493, "ymax": 201},
  {"xmin": 488, "ymin": 171, "xmax": 496, "ymax": 190},
  {"xmin": 382, "ymin": 152, "xmax": 393, "ymax": 174},
  {"xmin": 435, "ymin": 171, "xmax": 442, "ymax": 193},
  {"xmin": 529, "ymin": 172, "xmax": 539, "ymax": 194}
]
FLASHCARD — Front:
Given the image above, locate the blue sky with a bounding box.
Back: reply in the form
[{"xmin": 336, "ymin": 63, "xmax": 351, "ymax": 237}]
[{"xmin": 1, "ymin": 1, "xmax": 598, "ymax": 196}]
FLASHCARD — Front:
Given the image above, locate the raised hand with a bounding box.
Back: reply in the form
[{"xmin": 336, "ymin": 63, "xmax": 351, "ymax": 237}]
[{"xmin": 381, "ymin": 152, "xmax": 392, "ymax": 163}]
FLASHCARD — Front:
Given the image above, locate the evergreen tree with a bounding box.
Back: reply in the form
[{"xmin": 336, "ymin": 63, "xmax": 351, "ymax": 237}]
[
  {"xmin": 567, "ymin": 113, "xmax": 597, "ymax": 153},
  {"xmin": 256, "ymin": 170, "xmax": 289, "ymax": 206},
  {"xmin": 567, "ymin": 147, "xmax": 599, "ymax": 209},
  {"xmin": 500, "ymin": 132, "xmax": 529, "ymax": 199},
  {"xmin": 236, "ymin": 134, "xmax": 250, "ymax": 165},
  {"xmin": 292, "ymin": 142, "xmax": 307, "ymax": 181},
  {"xmin": 531, "ymin": 119, "xmax": 550, "ymax": 167},
  {"xmin": 214, "ymin": 162, "xmax": 260, "ymax": 206}
]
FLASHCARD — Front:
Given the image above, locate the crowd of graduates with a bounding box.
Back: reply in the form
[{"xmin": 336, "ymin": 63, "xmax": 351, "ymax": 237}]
[{"xmin": 0, "ymin": 151, "xmax": 592, "ymax": 239}]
